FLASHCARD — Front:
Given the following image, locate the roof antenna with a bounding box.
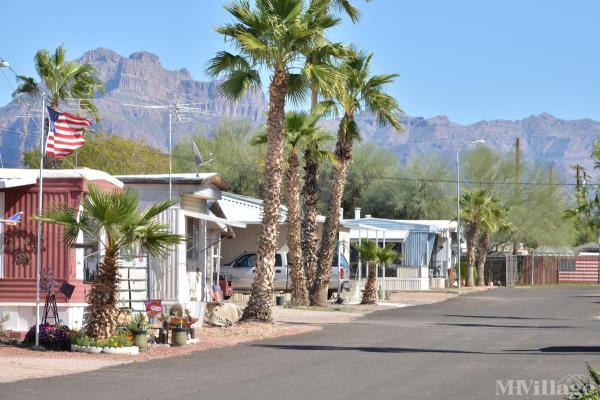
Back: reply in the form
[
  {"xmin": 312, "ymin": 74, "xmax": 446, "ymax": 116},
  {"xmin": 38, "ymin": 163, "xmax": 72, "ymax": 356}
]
[{"xmin": 192, "ymin": 141, "xmax": 214, "ymax": 177}]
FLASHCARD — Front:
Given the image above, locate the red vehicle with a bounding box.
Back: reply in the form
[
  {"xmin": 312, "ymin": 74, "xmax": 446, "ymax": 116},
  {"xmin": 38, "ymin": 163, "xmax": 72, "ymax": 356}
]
[{"xmin": 219, "ymin": 275, "xmax": 233, "ymax": 300}]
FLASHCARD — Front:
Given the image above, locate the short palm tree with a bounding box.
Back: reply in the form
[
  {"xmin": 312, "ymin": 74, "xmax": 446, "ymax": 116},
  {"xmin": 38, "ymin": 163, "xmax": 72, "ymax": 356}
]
[
  {"xmin": 207, "ymin": 0, "xmax": 342, "ymax": 321},
  {"xmin": 35, "ymin": 186, "xmax": 183, "ymax": 340},
  {"xmin": 312, "ymin": 50, "xmax": 403, "ymax": 305},
  {"xmin": 372, "ymin": 244, "xmax": 397, "ymax": 302},
  {"xmin": 476, "ymin": 197, "xmax": 511, "ymax": 286},
  {"xmin": 352, "ymin": 240, "xmax": 377, "ymax": 303},
  {"xmin": 13, "ymin": 45, "xmax": 104, "ymax": 168},
  {"xmin": 254, "ymin": 111, "xmax": 333, "ymax": 306},
  {"xmin": 459, "ymin": 188, "xmax": 488, "ymax": 287}
]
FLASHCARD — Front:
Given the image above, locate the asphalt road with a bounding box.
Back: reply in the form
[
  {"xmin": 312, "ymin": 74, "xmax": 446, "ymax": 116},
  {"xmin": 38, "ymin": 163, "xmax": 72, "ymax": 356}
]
[{"xmin": 3, "ymin": 287, "xmax": 600, "ymax": 400}]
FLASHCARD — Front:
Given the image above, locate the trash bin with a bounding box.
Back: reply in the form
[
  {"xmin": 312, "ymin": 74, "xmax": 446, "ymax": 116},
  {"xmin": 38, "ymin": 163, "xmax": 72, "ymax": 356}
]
[{"xmin": 275, "ymin": 294, "xmax": 284, "ymax": 306}]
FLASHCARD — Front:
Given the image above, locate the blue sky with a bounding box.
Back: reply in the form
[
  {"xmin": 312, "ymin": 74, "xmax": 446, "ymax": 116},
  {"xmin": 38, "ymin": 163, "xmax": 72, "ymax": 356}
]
[{"xmin": 1, "ymin": 0, "xmax": 599, "ymax": 124}]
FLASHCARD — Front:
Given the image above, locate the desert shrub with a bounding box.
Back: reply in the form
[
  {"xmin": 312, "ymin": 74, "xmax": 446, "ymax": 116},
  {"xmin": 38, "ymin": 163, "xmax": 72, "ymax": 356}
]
[
  {"xmin": 568, "ymin": 363, "xmax": 600, "ymax": 399},
  {"xmin": 23, "ymin": 324, "xmax": 71, "ymax": 350},
  {"xmin": 70, "ymin": 329, "xmax": 96, "ymax": 347}
]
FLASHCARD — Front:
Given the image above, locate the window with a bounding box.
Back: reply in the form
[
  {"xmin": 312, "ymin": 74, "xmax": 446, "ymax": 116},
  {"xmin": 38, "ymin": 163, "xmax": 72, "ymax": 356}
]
[
  {"xmin": 82, "ymin": 231, "xmax": 99, "ymax": 283},
  {"xmin": 235, "ymin": 254, "xmax": 257, "ymax": 268}
]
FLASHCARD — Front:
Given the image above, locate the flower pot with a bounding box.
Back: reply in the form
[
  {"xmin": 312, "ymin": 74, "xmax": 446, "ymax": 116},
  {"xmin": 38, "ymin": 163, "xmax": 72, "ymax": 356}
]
[
  {"xmin": 133, "ymin": 330, "xmax": 148, "ymax": 351},
  {"xmin": 171, "ymin": 328, "xmax": 188, "ymax": 346}
]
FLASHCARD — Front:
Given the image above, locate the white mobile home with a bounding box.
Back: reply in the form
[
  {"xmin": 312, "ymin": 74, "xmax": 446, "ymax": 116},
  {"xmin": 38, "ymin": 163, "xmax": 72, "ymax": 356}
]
[{"xmin": 116, "ymin": 174, "xmax": 245, "ymax": 316}]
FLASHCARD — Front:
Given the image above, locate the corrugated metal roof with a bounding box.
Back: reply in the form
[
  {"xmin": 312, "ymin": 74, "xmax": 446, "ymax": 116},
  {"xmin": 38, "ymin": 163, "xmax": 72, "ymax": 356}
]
[
  {"xmin": 116, "ymin": 173, "xmax": 227, "ymax": 189},
  {"xmin": 0, "ymin": 168, "xmax": 123, "ymax": 188}
]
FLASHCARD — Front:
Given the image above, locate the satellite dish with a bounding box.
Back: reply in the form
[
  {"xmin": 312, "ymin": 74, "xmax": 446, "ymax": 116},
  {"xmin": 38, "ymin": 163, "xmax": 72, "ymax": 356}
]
[{"xmin": 192, "ymin": 142, "xmax": 214, "ymax": 176}]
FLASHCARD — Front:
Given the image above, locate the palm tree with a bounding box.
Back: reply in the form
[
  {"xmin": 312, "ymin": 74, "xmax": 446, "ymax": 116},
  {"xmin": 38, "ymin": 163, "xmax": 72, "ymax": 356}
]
[
  {"xmin": 13, "ymin": 45, "xmax": 104, "ymax": 168},
  {"xmin": 352, "ymin": 240, "xmax": 377, "ymax": 303},
  {"xmin": 311, "ymin": 51, "xmax": 403, "ymax": 305},
  {"xmin": 207, "ymin": 0, "xmax": 342, "ymax": 321},
  {"xmin": 459, "ymin": 188, "xmax": 488, "ymax": 287},
  {"xmin": 372, "ymin": 244, "xmax": 397, "ymax": 302},
  {"xmin": 253, "ymin": 111, "xmax": 333, "ymax": 306},
  {"xmin": 35, "ymin": 186, "xmax": 182, "ymax": 340},
  {"xmin": 476, "ymin": 197, "xmax": 510, "ymax": 286}
]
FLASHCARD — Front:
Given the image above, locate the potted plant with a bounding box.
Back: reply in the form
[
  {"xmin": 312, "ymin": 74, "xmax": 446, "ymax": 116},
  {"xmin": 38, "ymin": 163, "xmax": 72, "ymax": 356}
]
[
  {"xmin": 128, "ymin": 313, "xmax": 148, "ymax": 351},
  {"xmin": 171, "ymin": 319, "xmax": 188, "ymax": 347}
]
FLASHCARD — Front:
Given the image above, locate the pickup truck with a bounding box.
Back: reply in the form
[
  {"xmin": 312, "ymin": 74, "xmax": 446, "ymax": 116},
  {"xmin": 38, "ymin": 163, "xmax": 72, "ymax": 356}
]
[{"xmin": 221, "ymin": 251, "xmax": 351, "ymax": 299}]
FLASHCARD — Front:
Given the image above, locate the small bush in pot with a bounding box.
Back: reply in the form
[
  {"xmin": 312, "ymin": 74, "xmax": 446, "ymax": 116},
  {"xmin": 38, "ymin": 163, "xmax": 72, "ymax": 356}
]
[{"xmin": 127, "ymin": 313, "xmax": 149, "ymax": 351}]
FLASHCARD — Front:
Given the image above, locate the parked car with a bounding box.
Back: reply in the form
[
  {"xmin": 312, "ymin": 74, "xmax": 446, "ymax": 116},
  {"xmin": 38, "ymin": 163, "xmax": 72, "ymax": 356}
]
[{"xmin": 221, "ymin": 251, "xmax": 351, "ymax": 299}]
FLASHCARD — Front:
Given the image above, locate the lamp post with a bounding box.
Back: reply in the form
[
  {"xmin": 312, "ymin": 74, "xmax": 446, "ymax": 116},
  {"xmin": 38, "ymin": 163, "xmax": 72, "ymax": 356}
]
[
  {"xmin": 456, "ymin": 139, "xmax": 486, "ymax": 289},
  {"xmin": 0, "ymin": 60, "xmax": 9, "ymax": 168}
]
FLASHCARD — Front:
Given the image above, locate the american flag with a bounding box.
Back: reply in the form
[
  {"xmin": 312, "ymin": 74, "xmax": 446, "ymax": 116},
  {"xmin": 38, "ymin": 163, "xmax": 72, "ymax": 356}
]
[
  {"xmin": 558, "ymin": 258, "xmax": 599, "ymax": 283},
  {"xmin": 208, "ymin": 283, "xmax": 223, "ymax": 302},
  {"xmin": 45, "ymin": 107, "xmax": 91, "ymax": 158}
]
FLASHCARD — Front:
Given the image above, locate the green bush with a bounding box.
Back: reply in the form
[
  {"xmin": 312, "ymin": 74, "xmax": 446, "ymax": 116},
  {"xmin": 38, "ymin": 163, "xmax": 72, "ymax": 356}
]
[{"xmin": 70, "ymin": 330, "xmax": 96, "ymax": 347}]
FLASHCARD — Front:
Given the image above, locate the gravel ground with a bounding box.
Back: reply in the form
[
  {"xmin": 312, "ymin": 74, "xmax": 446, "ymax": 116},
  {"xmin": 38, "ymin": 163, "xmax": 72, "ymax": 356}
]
[
  {"xmin": 0, "ymin": 289, "xmax": 456, "ymax": 384},
  {"xmin": 0, "ymin": 323, "xmax": 317, "ymax": 383}
]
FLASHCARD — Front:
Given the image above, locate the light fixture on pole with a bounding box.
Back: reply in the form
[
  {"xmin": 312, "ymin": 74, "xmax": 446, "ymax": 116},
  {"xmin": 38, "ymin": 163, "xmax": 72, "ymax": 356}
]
[
  {"xmin": 456, "ymin": 139, "xmax": 486, "ymax": 289},
  {"xmin": 0, "ymin": 59, "xmax": 10, "ymax": 68}
]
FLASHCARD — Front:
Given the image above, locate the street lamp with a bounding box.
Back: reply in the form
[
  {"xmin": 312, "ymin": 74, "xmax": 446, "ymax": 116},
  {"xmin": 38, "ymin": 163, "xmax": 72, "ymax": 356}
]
[
  {"xmin": 456, "ymin": 139, "xmax": 486, "ymax": 289},
  {"xmin": 0, "ymin": 60, "xmax": 10, "ymax": 68}
]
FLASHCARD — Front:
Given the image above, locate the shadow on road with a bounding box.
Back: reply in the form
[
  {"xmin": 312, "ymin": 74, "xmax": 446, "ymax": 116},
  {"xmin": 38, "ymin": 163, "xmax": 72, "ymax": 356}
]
[
  {"xmin": 252, "ymin": 344, "xmax": 490, "ymax": 355},
  {"xmin": 509, "ymin": 346, "xmax": 600, "ymax": 354}
]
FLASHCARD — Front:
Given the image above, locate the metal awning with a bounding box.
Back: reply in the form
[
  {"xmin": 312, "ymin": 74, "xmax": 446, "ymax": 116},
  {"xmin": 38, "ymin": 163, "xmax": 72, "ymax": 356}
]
[{"xmin": 182, "ymin": 209, "xmax": 247, "ymax": 228}]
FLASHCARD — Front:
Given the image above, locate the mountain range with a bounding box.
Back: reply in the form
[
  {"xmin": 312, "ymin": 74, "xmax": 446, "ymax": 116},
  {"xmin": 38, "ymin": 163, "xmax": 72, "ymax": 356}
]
[{"xmin": 0, "ymin": 47, "xmax": 597, "ymax": 179}]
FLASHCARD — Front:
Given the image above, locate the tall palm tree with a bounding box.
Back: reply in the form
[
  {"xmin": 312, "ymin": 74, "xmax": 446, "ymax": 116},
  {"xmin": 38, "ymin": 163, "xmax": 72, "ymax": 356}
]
[
  {"xmin": 476, "ymin": 197, "xmax": 511, "ymax": 286},
  {"xmin": 459, "ymin": 188, "xmax": 488, "ymax": 287},
  {"xmin": 13, "ymin": 45, "xmax": 104, "ymax": 168},
  {"xmin": 253, "ymin": 111, "xmax": 333, "ymax": 305},
  {"xmin": 35, "ymin": 186, "xmax": 182, "ymax": 340},
  {"xmin": 207, "ymin": 0, "xmax": 342, "ymax": 321},
  {"xmin": 352, "ymin": 240, "xmax": 377, "ymax": 303},
  {"xmin": 300, "ymin": 1, "xmax": 369, "ymax": 285},
  {"xmin": 13, "ymin": 45, "xmax": 104, "ymax": 116},
  {"xmin": 311, "ymin": 51, "xmax": 403, "ymax": 305}
]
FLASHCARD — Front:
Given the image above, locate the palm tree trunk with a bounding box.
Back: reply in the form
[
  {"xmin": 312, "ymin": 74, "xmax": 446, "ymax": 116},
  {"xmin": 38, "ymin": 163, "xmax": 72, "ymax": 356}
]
[
  {"xmin": 86, "ymin": 249, "xmax": 119, "ymax": 340},
  {"xmin": 242, "ymin": 67, "xmax": 288, "ymax": 322},
  {"xmin": 465, "ymin": 222, "xmax": 477, "ymax": 287},
  {"xmin": 311, "ymin": 119, "xmax": 353, "ymax": 306},
  {"xmin": 286, "ymin": 150, "xmax": 308, "ymax": 306},
  {"xmin": 476, "ymin": 230, "xmax": 489, "ymax": 286},
  {"xmin": 301, "ymin": 153, "xmax": 320, "ymax": 294},
  {"xmin": 361, "ymin": 263, "xmax": 377, "ymax": 304}
]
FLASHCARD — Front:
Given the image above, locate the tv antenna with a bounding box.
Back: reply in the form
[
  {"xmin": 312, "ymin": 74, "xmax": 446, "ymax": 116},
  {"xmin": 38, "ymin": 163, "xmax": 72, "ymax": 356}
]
[
  {"xmin": 192, "ymin": 142, "xmax": 214, "ymax": 177},
  {"xmin": 123, "ymin": 97, "xmax": 213, "ymax": 200}
]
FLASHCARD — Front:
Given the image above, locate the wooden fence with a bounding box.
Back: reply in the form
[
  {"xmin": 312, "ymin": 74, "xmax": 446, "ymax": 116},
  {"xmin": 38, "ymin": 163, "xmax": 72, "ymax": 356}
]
[{"xmin": 486, "ymin": 254, "xmax": 599, "ymax": 285}]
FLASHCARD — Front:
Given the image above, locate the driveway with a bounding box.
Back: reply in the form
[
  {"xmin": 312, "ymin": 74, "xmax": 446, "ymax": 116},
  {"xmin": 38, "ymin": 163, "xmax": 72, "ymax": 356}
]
[{"xmin": 2, "ymin": 287, "xmax": 600, "ymax": 399}]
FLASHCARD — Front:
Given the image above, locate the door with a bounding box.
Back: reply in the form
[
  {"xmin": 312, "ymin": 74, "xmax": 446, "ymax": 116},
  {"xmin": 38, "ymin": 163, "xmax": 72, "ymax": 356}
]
[{"xmin": 228, "ymin": 253, "xmax": 258, "ymax": 291}]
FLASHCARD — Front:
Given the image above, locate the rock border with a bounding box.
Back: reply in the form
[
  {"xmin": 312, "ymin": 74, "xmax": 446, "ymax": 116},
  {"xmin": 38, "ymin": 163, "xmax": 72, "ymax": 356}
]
[{"xmin": 71, "ymin": 344, "xmax": 139, "ymax": 355}]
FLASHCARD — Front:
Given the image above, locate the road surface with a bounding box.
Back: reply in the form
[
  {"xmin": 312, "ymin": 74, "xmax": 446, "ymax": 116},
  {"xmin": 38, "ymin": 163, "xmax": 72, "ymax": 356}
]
[{"xmin": 2, "ymin": 287, "xmax": 600, "ymax": 399}]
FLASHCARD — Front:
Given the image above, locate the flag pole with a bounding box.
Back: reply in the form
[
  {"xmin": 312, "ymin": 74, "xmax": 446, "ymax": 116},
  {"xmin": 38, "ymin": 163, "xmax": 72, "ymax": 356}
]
[{"xmin": 35, "ymin": 95, "xmax": 46, "ymax": 348}]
